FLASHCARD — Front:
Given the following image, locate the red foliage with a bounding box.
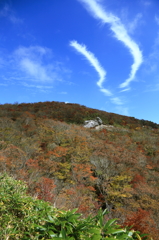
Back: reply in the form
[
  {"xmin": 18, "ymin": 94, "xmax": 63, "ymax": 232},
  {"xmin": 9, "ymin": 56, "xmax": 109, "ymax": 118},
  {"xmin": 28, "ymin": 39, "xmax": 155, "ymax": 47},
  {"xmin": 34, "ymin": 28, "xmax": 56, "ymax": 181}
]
[
  {"xmin": 26, "ymin": 159, "xmax": 40, "ymax": 169},
  {"xmin": 52, "ymin": 146, "xmax": 68, "ymax": 158},
  {"xmin": 72, "ymin": 163, "xmax": 97, "ymax": 184},
  {"xmin": 123, "ymin": 208, "xmax": 157, "ymax": 239},
  {"xmin": 130, "ymin": 174, "xmax": 146, "ymax": 188},
  {"xmin": 35, "ymin": 177, "xmax": 56, "ymax": 202}
]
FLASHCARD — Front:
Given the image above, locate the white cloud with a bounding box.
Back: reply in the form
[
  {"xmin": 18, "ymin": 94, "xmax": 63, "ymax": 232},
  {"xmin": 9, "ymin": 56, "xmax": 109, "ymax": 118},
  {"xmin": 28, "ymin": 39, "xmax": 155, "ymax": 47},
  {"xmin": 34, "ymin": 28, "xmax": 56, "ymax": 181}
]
[
  {"xmin": 126, "ymin": 13, "xmax": 143, "ymax": 34},
  {"xmin": 59, "ymin": 92, "xmax": 67, "ymax": 94},
  {"xmin": 100, "ymin": 88, "xmax": 112, "ymax": 96},
  {"xmin": 145, "ymin": 83, "xmax": 159, "ymax": 92},
  {"xmin": 14, "ymin": 46, "xmax": 50, "ymax": 59},
  {"xmin": 70, "ymin": 40, "xmax": 112, "ymax": 96},
  {"xmin": 77, "ymin": 0, "xmax": 143, "ymax": 89},
  {"xmin": 70, "ymin": 40, "xmax": 106, "ymax": 88},
  {"xmin": 141, "ymin": 0, "xmax": 152, "ymax": 7},
  {"xmin": 13, "ymin": 46, "xmax": 61, "ymax": 83},
  {"xmin": 22, "ymin": 83, "xmax": 53, "ymax": 89},
  {"xmin": 142, "ymin": 25, "xmax": 159, "ymax": 78},
  {"xmin": 0, "ymin": 45, "xmax": 71, "ymax": 91},
  {"xmin": 70, "ymin": 40, "xmax": 125, "ymax": 107},
  {"xmin": 0, "ymin": 57, "xmax": 5, "ymax": 68},
  {"xmin": 155, "ymin": 15, "xmax": 159, "ymax": 25},
  {"xmin": 0, "ymin": 4, "xmax": 22, "ymax": 24},
  {"xmin": 119, "ymin": 87, "xmax": 130, "ymax": 92},
  {"xmin": 155, "ymin": 84, "xmax": 159, "ymax": 91},
  {"xmin": 22, "ymin": 82, "xmax": 54, "ymax": 93},
  {"xmin": 20, "ymin": 58, "xmax": 52, "ymax": 82},
  {"xmin": 111, "ymin": 97, "xmax": 123, "ymax": 105},
  {"xmin": 115, "ymin": 106, "xmax": 129, "ymax": 116}
]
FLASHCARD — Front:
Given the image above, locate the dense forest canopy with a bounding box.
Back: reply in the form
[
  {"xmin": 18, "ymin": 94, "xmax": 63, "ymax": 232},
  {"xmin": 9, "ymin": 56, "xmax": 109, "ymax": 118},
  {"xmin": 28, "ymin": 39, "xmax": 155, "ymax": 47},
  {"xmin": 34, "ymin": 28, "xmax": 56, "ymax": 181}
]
[{"xmin": 0, "ymin": 101, "xmax": 159, "ymax": 239}]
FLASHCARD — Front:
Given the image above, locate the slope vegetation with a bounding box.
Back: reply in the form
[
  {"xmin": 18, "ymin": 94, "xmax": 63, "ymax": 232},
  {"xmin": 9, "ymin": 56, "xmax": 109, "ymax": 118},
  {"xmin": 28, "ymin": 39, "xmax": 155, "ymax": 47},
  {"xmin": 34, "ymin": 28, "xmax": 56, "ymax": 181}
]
[{"xmin": 0, "ymin": 101, "xmax": 159, "ymax": 239}]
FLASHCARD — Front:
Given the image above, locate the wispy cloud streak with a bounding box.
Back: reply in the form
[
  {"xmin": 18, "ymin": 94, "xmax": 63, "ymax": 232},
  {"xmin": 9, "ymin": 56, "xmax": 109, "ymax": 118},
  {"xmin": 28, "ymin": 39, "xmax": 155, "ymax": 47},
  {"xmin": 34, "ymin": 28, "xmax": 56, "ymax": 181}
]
[
  {"xmin": 155, "ymin": 15, "xmax": 159, "ymax": 25},
  {"xmin": 70, "ymin": 40, "xmax": 125, "ymax": 106},
  {"xmin": 0, "ymin": 4, "xmax": 22, "ymax": 24},
  {"xmin": 111, "ymin": 97, "xmax": 123, "ymax": 105},
  {"xmin": 70, "ymin": 40, "xmax": 112, "ymax": 96},
  {"xmin": 77, "ymin": 0, "xmax": 143, "ymax": 89}
]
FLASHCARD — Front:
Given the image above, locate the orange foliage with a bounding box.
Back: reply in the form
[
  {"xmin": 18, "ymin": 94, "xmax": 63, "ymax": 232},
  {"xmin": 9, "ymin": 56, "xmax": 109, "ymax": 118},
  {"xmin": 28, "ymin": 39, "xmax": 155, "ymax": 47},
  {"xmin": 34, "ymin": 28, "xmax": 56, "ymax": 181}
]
[
  {"xmin": 146, "ymin": 164, "xmax": 154, "ymax": 170},
  {"xmin": 52, "ymin": 146, "xmax": 68, "ymax": 158},
  {"xmin": 123, "ymin": 208, "xmax": 158, "ymax": 239},
  {"xmin": 72, "ymin": 163, "xmax": 97, "ymax": 184},
  {"xmin": 130, "ymin": 174, "xmax": 146, "ymax": 189},
  {"xmin": 35, "ymin": 177, "xmax": 56, "ymax": 202},
  {"xmin": 26, "ymin": 158, "xmax": 40, "ymax": 169}
]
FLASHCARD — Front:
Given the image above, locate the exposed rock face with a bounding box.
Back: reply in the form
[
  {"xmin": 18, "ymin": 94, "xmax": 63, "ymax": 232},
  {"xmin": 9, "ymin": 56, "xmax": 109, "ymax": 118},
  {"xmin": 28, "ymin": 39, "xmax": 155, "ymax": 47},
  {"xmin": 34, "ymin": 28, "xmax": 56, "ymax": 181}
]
[
  {"xmin": 84, "ymin": 120, "xmax": 99, "ymax": 128},
  {"xmin": 84, "ymin": 117, "xmax": 102, "ymax": 128},
  {"xmin": 96, "ymin": 117, "xmax": 102, "ymax": 125},
  {"xmin": 95, "ymin": 124, "xmax": 114, "ymax": 130},
  {"xmin": 84, "ymin": 117, "xmax": 130, "ymax": 132},
  {"xmin": 95, "ymin": 124, "xmax": 130, "ymax": 132}
]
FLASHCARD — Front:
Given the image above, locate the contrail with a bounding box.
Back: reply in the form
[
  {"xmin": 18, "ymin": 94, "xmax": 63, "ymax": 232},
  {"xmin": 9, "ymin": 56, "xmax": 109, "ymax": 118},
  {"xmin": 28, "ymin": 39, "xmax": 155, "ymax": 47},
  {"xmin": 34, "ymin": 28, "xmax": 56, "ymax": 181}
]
[
  {"xmin": 77, "ymin": 0, "xmax": 143, "ymax": 89},
  {"xmin": 70, "ymin": 40, "xmax": 112, "ymax": 96}
]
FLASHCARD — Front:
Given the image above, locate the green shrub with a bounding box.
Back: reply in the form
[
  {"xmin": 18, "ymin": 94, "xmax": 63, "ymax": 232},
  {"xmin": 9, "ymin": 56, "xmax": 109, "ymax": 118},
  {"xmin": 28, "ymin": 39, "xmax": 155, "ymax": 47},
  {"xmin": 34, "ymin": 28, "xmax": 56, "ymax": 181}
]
[
  {"xmin": 0, "ymin": 173, "xmax": 150, "ymax": 239},
  {"xmin": 0, "ymin": 173, "xmax": 54, "ymax": 239}
]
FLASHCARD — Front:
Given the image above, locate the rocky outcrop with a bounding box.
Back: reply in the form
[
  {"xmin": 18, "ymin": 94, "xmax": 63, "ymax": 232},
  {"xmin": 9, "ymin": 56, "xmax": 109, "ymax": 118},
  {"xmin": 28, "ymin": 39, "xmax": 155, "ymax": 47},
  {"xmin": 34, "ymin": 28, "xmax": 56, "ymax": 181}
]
[
  {"xmin": 84, "ymin": 117, "xmax": 129, "ymax": 132},
  {"xmin": 95, "ymin": 124, "xmax": 114, "ymax": 130},
  {"xmin": 95, "ymin": 124, "xmax": 130, "ymax": 132},
  {"xmin": 84, "ymin": 118, "xmax": 129, "ymax": 132},
  {"xmin": 84, "ymin": 117, "xmax": 102, "ymax": 128}
]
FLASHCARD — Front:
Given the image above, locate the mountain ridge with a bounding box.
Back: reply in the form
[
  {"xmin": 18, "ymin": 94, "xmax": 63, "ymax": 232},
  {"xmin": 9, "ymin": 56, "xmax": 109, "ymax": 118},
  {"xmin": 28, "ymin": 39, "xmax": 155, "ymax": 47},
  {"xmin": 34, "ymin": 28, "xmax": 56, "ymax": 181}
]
[{"xmin": 0, "ymin": 100, "xmax": 158, "ymax": 129}]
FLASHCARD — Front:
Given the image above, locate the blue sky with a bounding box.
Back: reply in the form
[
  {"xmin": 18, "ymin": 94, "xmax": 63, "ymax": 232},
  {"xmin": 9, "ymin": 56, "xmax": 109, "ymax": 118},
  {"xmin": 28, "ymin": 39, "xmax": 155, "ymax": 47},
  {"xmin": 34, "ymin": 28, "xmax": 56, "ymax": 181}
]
[{"xmin": 0, "ymin": 0, "xmax": 159, "ymax": 123}]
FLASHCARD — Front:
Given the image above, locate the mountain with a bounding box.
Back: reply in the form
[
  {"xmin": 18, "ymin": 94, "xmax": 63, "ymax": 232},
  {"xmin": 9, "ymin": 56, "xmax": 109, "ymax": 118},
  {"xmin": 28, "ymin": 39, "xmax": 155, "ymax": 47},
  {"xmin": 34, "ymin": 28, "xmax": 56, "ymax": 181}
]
[
  {"xmin": 0, "ymin": 101, "xmax": 158, "ymax": 128},
  {"xmin": 0, "ymin": 101, "xmax": 159, "ymax": 239}
]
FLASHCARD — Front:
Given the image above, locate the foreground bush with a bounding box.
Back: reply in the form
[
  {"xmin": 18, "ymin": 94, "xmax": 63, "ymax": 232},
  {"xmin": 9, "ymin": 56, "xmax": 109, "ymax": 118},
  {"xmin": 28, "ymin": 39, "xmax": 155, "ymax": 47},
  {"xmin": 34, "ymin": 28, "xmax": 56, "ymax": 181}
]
[{"xmin": 0, "ymin": 173, "xmax": 152, "ymax": 239}]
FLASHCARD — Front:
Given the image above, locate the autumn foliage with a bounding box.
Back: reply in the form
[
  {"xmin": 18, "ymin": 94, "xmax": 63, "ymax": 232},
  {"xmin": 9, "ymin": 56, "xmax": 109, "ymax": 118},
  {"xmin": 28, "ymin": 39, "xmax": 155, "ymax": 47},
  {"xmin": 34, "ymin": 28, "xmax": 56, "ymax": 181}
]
[{"xmin": 0, "ymin": 101, "xmax": 159, "ymax": 239}]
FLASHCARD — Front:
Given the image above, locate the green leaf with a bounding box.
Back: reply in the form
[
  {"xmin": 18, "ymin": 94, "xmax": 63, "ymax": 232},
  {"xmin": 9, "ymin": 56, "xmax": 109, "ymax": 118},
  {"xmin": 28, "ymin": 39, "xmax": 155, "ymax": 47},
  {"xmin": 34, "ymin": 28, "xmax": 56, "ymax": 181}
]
[
  {"xmin": 69, "ymin": 208, "xmax": 78, "ymax": 214},
  {"xmin": 106, "ymin": 228, "xmax": 125, "ymax": 235},
  {"xmin": 103, "ymin": 238, "xmax": 118, "ymax": 240},
  {"xmin": 61, "ymin": 228, "xmax": 66, "ymax": 238},
  {"xmin": 91, "ymin": 234, "xmax": 101, "ymax": 240},
  {"xmin": 47, "ymin": 214, "xmax": 55, "ymax": 222},
  {"xmin": 88, "ymin": 228, "xmax": 101, "ymax": 234},
  {"xmin": 104, "ymin": 218, "xmax": 118, "ymax": 229},
  {"xmin": 102, "ymin": 208, "xmax": 108, "ymax": 216},
  {"xmin": 48, "ymin": 230, "xmax": 56, "ymax": 237}
]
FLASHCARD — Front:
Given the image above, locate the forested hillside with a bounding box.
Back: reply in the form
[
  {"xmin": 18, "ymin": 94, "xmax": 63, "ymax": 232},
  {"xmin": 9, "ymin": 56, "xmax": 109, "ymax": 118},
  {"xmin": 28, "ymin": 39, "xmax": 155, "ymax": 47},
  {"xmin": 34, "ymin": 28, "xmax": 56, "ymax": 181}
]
[{"xmin": 0, "ymin": 101, "xmax": 159, "ymax": 239}]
